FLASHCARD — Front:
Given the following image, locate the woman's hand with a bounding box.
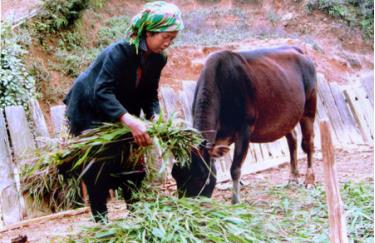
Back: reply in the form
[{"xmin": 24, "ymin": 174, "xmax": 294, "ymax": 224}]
[{"xmin": 120, "ymin": 113, "xmax": 152, "ymax": 146}]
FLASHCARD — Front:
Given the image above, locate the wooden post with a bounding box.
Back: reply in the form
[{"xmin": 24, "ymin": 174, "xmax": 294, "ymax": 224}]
[
  {"xmin": 29, "ymin": 99, "xmax": 49, "ymax": 148},
  {"xmin": 4, "ymin": 106, "xmax": 36, "ymax": 163},
  {"xmin": 50, "ymin": 105, "xmax": 66, "ymax": 137},
  {"xmin": 160, "ymin": 87, "xmax": 181, "ymax": 119},
  {"xmin": 0, "ymin": 110, "xmax": 23, "ymax": 225},
  {"xmin": 319, "ymin": 119, "xmax": 348, "ymax": 243}
]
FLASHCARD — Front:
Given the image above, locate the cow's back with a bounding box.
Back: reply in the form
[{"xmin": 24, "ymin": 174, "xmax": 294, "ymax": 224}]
[{"xmin": 237, "ymin": 47, "xmax": 314, "ymax": 142}]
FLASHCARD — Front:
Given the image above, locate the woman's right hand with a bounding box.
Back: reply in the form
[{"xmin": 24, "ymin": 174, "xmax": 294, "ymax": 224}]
[{"xmin": 120, "ymin": 113, "xmax": 152, "ymax": 146}]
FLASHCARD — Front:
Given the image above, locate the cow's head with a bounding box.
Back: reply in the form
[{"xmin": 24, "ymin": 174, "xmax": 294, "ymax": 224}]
[{"xmin": 171, "ymin": 141, "xmax": 230, "ymax": 198}]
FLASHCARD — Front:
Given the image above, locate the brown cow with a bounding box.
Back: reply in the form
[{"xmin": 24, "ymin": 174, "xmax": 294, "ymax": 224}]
[{"xmin": 172, "ymin": 46, "xmax": 317, "ymax": 204}]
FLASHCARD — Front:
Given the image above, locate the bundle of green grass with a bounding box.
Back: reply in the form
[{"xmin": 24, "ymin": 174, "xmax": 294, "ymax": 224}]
[{"xmin": 21, "ymin": 116, "xmax": 202, "ymax": 212}]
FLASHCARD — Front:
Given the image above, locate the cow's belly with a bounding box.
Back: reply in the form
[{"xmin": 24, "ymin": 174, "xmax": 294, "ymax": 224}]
[
  {"xmin": 249, "ymin": 107, "xmax": 304, "ymax": 142},
  {"xmin": 248, "ymin": 90, "xmax": 305, "ymax": 143},
  {"xmin": 250, "ymin": 116, "xmax": 299, "ymax": 143}
]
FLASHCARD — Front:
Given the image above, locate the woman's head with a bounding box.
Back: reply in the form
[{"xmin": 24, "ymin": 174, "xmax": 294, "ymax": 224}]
[
  {"xmin": 127, "ymin": 1, "xmax": 184, "ymax": 53},
  {"xmin": 145, "ymin": 31, "xmax": 178, "ymax": 53}
]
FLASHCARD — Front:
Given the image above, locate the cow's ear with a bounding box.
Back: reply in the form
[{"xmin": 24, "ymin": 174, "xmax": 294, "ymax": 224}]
[{"xmin": 209, "ymin": 145, "xmax": 230, "ymax": 158}]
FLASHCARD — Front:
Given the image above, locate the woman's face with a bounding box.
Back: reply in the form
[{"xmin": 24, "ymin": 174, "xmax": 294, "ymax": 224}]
[{"xmin": 145, "ymin": 31, "xmax": 178, "ymax": 53}]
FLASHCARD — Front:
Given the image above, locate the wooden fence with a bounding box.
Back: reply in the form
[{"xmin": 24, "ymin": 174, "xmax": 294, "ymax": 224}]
[{"xmin": 0, "ymin": 73, "xmax": 373, "ymax": 226}]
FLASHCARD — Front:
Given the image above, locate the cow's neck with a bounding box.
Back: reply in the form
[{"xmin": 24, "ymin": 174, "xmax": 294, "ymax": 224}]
[{"xmin": 193, "ymin": 97, "xmax": 220, "ymax": 146}]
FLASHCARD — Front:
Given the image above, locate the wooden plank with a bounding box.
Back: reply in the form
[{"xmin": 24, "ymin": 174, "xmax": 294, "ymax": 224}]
[
  {"xmin": 316, "ymin": 95, "xmax": 328, "ymax": 120},
  {"xmin": 360, "ymin": 72, "xmax": 374, "ymax": 106},
  {"xmin": 29, "ymin": 99, "xmax": 49, "ymax": 148},
  {"xmin": 242, "ymin": 157, "xmax": 289, "ymax": 175},
  {"xmin": 317, "ymin": 94, "xmax": 339, "ymax": 146},
  {"xmin": 259, "ymin": 143, "xmax": 273, "ymax": 162},
  {"xmin": 317, "ymin": 75, "xmax": 351, "ymax": 145},
  {"xmin": 268, "ymin": 139, "xmax": 284, "ymax": 159},
  {"xmin": 4, "ymin": 106, "xmax": 36, "ymax": 162},
  {"xmin": 179, "ymin": 91, "xmax": 193, "ymax": 126},
  {"xmin": 160, "ymin": 87, "xmax": 181, "ymax": 119},
  {"xmin": 0, "ymin": 110, "xmax": 23, "ymax": 225},
  {"xmin": 252, "ymin": 143, "xmax": 265, "ymax": 162},
  {"xmin": 329, "ymin": 83, "xmax": 363, "ymax": 145},
  {"xmin": 246, "ymin": 145, "xmax": 258, "ymax": 163},
  {"xmin": 353, "ymin": 85, "xmax": 374, "ymax": 140},
  {"xmin": 50, "ymin": 105, "xmax": 66, "ymax": 137},
  {"xmin": 179, "ymin": 81, "xmax": 197, "ymax": 126},
  {"xmin": 320, "ymin": 119, "xmax": 349, "ymax": 243},
  {"xmin": 343, "ymin": 88, "xmax": 372, "ymax": 143},
  {"xmin": 242, "ymin": 148, "xmax": 261, "ymax": 173},
  {"xmin": 276, "ymin": 138, "xmax": 289, "ymax": 157},
  {"xmin": 313, "ymin": 118, "xmax": 322, "ymax": 150},
  {"xmin": 215, "ymin": 157, "xmax": 231, "ymax": 182},
  {"xmin": 182, "ymin": 80, "xmax": 196, "ymax": 106}
]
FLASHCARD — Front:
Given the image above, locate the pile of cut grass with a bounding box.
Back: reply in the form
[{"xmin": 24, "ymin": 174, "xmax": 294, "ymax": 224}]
[
  {"xmin": 71, "ymin": 196, "xmax": 269, "ymax": 242},
  {"xmin": 67, "ymin": 181, "xmax": 373, "ymax": 242}
]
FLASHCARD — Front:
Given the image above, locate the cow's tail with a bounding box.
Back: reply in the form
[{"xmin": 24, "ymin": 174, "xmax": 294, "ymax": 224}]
[{"xmin": 301, "ymin": 55, "xmax": 318, "ymax": 119}]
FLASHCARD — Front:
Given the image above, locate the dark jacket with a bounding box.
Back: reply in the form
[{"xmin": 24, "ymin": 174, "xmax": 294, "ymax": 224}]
[{"xmin": 64, "ymin": 40, "xmax": 167, "ymax": 135}]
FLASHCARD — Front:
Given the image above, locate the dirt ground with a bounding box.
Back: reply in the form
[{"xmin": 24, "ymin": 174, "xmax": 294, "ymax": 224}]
[{"xmin": 0, "ymin": 145, "xmax": 373, "ymax": 242}]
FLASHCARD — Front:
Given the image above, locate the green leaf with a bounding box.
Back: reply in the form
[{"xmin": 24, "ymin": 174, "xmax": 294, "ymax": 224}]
[
  {"xmin": 152, "ymin": 227, "xmax": 165, "ymax": 239},
  {"xmin": 95, "ymin": 229, "xmax": 117, "ymax": 239}
]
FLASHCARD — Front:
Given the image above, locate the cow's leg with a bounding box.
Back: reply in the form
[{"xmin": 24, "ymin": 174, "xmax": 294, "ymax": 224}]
[
  {"xmin": 300, "ymin": 89, "xmax": 317, "ymax": 187},
  {"xmin": 230, "ymin": 129, "xmax": 250, "ymax": 204},
  {"xmin": 285, "ymin": 129, "xmax": 299, "ymax": 184},
  {"xmin": 300, "ymin": 116, "xmax": 315, "ymax": 187}
]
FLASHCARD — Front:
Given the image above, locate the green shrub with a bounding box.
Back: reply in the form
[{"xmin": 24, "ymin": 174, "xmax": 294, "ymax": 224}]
[
  {"xmin": 96, "ymin": 15, "xmax": 130, "ymax": 47},
  {"xmin": 31, "ymin": 0, "xmax": 89, "ymax": 35},
  {"xmin": 89, "ymin": 0, "xmax": 107, "ymax": 9},
  {"xmin": 28, "ymin": 58, "xmax": 66, "ymax": 106},
  {"xmin": 58, "ymin": 29, "xmax": 85, "ymax": 51},
  {"xmin": 0, "ymin": 23, "xmax": 35, "ymax": 109},
  {"xmin": 51, "ymin": 47, "xmax": 100, "ymax": 78},
  {"xmin": 306, "ymin": 0, "xmax": 374, "ymax": 38}
]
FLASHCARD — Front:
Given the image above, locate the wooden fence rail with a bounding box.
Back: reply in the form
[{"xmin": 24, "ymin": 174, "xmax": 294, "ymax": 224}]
[{"xmin": 0, "ymin": 72, "xmax": 373, "ymax": 226}]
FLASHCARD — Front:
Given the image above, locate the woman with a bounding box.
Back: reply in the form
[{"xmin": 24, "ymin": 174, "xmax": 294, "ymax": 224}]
[{"xmin": 63, "ymin": 1, "xmax": 184, "ymax": 222}]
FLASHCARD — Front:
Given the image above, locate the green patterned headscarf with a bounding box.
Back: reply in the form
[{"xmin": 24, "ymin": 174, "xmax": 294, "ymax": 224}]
[{"xmin": 126, "ymin": 1, "xmax": 184, "ymax": 53}]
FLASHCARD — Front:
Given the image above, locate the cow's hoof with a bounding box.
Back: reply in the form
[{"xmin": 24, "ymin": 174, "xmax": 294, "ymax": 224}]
[
  {"xmin": 231, "ymin": 196, "xmax": 240, "ymax": 205},
  {"xmin": 304, "ymin": 168, "xmax": 315, "ymax": 188},
  {"xmin": 288, "ymin": 174, "xmax": 300, "ymax": 185},
  {"xmin": 305, "ymin": 184, "xmax": 315, "ymax": 189}
]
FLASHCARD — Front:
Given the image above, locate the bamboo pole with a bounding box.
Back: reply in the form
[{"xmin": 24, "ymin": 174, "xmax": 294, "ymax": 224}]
[
  {"xmin": 319, "ymin": 119, "xmax": 348, "ymax": 243},
  {"xmin": 0, "ymin": 207, "xmax": 89, "ymax": 233}
]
